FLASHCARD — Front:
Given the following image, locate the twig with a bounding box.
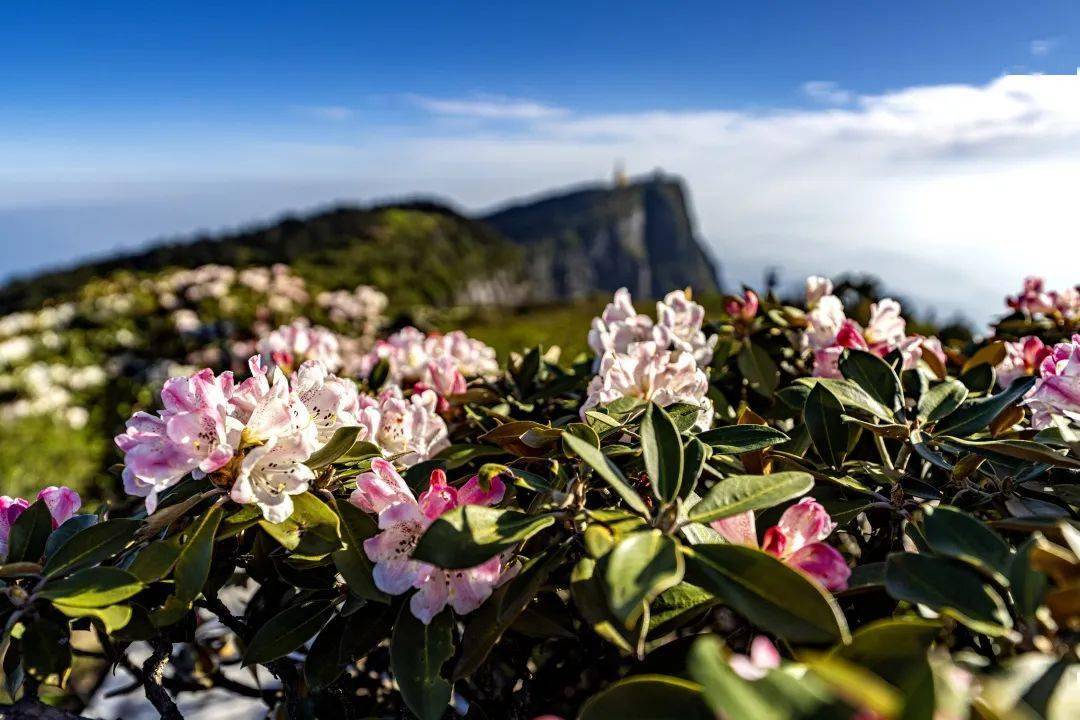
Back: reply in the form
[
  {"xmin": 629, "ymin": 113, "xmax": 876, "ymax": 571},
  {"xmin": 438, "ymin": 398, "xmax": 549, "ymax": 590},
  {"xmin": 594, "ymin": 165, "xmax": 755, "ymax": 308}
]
[{"xmin": 142, "ymin": 637, "xmax": 183, "ymax": 720}]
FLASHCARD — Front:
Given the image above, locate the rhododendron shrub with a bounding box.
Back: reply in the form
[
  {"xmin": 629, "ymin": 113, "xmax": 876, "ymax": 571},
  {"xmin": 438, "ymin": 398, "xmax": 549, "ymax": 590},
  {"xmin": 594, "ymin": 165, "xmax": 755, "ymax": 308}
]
[{"xmin": 2, "ymin": 279, "xmax": 1080, "ymax": 720}]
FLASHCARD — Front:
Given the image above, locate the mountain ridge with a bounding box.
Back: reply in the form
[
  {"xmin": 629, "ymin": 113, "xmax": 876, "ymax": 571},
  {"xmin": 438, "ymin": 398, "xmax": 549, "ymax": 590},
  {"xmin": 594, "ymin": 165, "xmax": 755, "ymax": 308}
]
[{"xmin": 0, "ymin": 175, "xmax": 721, "ymax": 313}]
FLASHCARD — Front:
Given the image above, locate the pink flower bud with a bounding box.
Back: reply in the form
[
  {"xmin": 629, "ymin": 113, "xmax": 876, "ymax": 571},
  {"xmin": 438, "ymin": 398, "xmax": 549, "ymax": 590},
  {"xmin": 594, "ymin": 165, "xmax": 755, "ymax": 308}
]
[{"xmin": 37, "ymin": 486, "xmax": 82, "ymax": 529}]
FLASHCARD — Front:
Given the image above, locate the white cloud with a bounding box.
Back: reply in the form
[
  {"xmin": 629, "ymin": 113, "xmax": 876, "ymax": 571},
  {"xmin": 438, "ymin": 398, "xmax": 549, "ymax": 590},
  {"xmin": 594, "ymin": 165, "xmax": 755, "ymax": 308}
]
[
  {"xmin": 408, "ymin": 94, "xmax": 568, "ymax": 119},
  {"xmin": 802, "ymin": 80, "xmax": 853, "ymax": 104},
  {"xmin": 1030, "ymin": 38, "xmax": 1058, "ymax": 57},
  {"xmin": 296, "ymin": 105, "xmax": 354, "ymax": 121}
]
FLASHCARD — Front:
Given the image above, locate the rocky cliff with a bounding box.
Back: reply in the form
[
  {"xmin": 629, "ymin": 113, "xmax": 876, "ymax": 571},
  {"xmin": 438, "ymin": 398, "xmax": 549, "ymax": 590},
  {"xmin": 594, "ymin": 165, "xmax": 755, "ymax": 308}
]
[{"xmin": 483, "ymin": 174, "xmax": 721, "ymax": 300}]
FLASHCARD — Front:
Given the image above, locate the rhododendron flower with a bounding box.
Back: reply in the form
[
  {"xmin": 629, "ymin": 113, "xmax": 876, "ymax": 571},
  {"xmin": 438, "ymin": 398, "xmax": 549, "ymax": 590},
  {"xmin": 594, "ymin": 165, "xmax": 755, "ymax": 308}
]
[
  {"xmin": 588, "ymin": 288, "xmax": 665, "ymax": 359},
  {"xmin": 997, "ymin": 336, "xmax": 1050, "ymax": 388},
  {"xmin": 805, "ymin": 276, "xmax": 834, "ymax": 308},
  {"xmin": 290, "ymin": 360, "xmax": 362, "ymax": 443},
  {"xmin": 37, "ymin": 486, "xmax": 81, "ymax": 529},
  {"xmin": 258, "ymin": 319, "xmax": 343, "ymax": 373},
  {"xmin": 416, "ymin": 357, "xmax": 468, "ymax": 412},
  {"xmin": 657, "ymin": 289, "xmax": 718, "ymax": 366},
  {"xmin": 811, "ymin": 319, "xmax": 868, "ymax": 378},
  {"xmin": 357, "ymin": 387, "xmax": 450, "ymax": 465},
  {"xmin": 728, "ymin": 636, "xmax": 781, "ymax": 680},
  {"xmin": 711, "ymin": 498, "xmax": 850, "ymax": 590},
  {"xmin": 230, "ymin": 434, "xmax": 315, "ymax": 523},
  {"xmin": 582, "ymin": 341, "xmax": 714, "ymax": 430},
  {"xmin": 803, "ymin": 295, "xmax": 847, "ymax": 353},
  {"xmin": 350, "ymin": 459, "xmax": 509, "ymax": 624},
  {"xmin": 897, "ymin": 334, "xmax": 948, "ymax": 373},
  {"xmin": 1022, "ymin": 334, "xmax": 1080, "ymax": 429},
  {"xmin": 0, "ymin": 496, "xmax": 30, "ymax": 560},
  {"xmin": 724, "ymin": 290, "xmax": 759, "ymax": 323},
  {"xmin": 231, "ymin": 357, "xmax": 316, "ymax": 450},
  {"xmin": 360, "ymin": 327, "xmax": 498, "ymax": 388},
  {"xmin": 863, "ymin": 299, "xmax": 906, "ymax": 351},
  {"xmin": 1007, "ymin": 276, "xmax": 1057, "ymax": 316}
]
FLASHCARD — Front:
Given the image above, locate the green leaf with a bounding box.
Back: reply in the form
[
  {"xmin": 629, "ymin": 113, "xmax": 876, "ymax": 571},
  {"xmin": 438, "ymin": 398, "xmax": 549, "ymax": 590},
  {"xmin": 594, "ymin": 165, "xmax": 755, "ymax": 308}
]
[
  {"xmin": 687, "ymin": 635, "xmax": 785, "ymax": 720},
  {"xmin": 939, "ymin": 436, "xmax": 1080, "ymax": 470},
  {"xmin": 684, "ymin": 544, "xmax": 849, "ymax": 645},
  {"xmin": 305, "ymin": 426, "xmax": 362, "ymax": 468},
  {"xmin": 918, "ymin": 379, "xmax": 969, "ymax": 423},
  {"xmin": 6, "ymin": 501, "xmax": 53, "ymax": 563},
  {"xmin": 666, "ymin": 403, "xmax": 702, "ymax": 432},
  {"xmin": 332, "ymin": 499, "xmax": 386, "ymax": 601},
  {"xmin": 436, "ymin": 443, "xmax": 505, "ymax": 470},
  {"xmin": 173, "ymin": 504, "xmax": 224, "ymax": 603},
  {"xmin": 412, "ymin": 505, "xmax": 554, "ymax": 569},
  {"xmin": 126, "ymin": 537, "xmax": 182, "ymax": 584},
  {"xmin": 795, "ymin": 378, "xmax": 894, "ymax": 422},
  {"xmin": 884, "ymin": 552, "xmax": 1012, "ymax": 636},
  {"xmin": 922, "ymin": 505, "xmax": 1011, "ymax": 581},
  {"xmin": 391, "ymin": 605, "xmax": 454, "ymax": 720},
  {"xmin": 678, "ymin": 438, "xmax": 709, "ymax": 501},
  {"xmin": 959, "ymin": 363, "xmax": 996, "ymax": 395},
  {"xmin": 42, "ymin": 519, "xmax": 140, "ymax": 579},
  {"xmin": 242, "ymin": 598, "xmax": 335, "ymax": 666},
  {"xmin": 40, "ymin": 567, "xmax": 143, "ymax": 608},
  {"xmin": 1009, "ymin": 538, "xmax": 1048, "ymax": 623},
  {"xmin": 570, "ymin": 557, "xmax": 637, "ymax": 652},
  {"xmin": 43, "ymin": 515, "xmax": 98, "ymax": 561},
  {"xmin": 804, "ymin": 383, "xmax": 848, "ymax": 468},
  {"xmin": 840, "ymin": 349, "xmax": 901, "ymax": 412},
  {"xmin": 687, "ymin": 472, "xmax": 814, "ymax": 524},
  {"xmin": 563, "ymin": 432, "xmax": 649, "ymax": 516},
  {"xmin": 641, "ymin": 402, "xmax": 685, "ymax": 502},
  {"xmin": 827, "ymin": 617, "xmax": 940, "ymax": 698},
  {"xmin": 696, "ymin": 424, "xmax": 790, "ymax": 455},
  {"xmin": 579, "ymin": 675, "xmax": 712, "ymax": 720},
  {"xmin": 932, "ymin": 376, "xmax": 1036, "ymax": 437},
  {"xmin": 602, "ymin": 530, "xmax": 684, "ymax": 628},
  {"xmin": 738, "ymin": 341, "xmax": 780, "ymax": 398},
  {"xmin": 648, "ymin": 583, "xmax": 719, "ymax": 635},
  {"xmin": 54, "ymin": 603, "xmax": 133, "ymax": 634},
  {"xmin": 285, "ymin": 492, "xmax": 343, "ymax": 558}
]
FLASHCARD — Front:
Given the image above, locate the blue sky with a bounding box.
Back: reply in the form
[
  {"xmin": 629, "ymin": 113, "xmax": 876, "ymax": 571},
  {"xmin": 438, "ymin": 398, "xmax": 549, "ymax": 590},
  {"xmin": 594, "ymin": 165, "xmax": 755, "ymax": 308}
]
[{"xmin": 2, "ymin": 2, "xmax": 1079, "ymax": 324}]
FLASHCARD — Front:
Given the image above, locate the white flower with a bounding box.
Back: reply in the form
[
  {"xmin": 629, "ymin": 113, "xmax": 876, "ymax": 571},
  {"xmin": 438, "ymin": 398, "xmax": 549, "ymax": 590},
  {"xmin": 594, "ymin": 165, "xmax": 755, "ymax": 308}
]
[
  {"xmin": 587, "ymin": 288, "xmax": 665, "ymax": 359},
  {"xmin": 803, "ymin": 295, "xmax": 847, "ymax": 351},
  {"xmin": 864, "ymin": 299, "xmax": 906, "ymax": 348},
  {"xmin": 805, "ymin": 276, "xmax": 834, "ymax": 308},
  {"xmin": 258, "ymin": 320, "xmax": 343, "ymax": 373},
  {"xmin": 230, "ymin": 434, "xmax": 315, "ymax": 523},
  {"xmin": 656, "ymin": 290, "xmax": 717, "ymax": 366},
  {"xmin": 290, "ymin": 361, "xmax": 364, "ymax": 443},
  {"xmin": 582, "ymin": 341, "xmax": 714, "ymax": 430}
]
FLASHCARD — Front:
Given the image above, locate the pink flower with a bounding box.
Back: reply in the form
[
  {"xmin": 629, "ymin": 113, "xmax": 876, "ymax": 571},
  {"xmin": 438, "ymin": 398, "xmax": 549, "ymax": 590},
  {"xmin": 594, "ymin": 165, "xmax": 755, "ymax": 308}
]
[
  {"xmin": 588, "ymin": 288, "xmax": 667, "ymax": 359},
  {"xmin": 0, "ymin": 496, "xmax": 30, "ymax": 560},
  {"xmin": 725, "ymin": 290, "xmax": 760, "ymax": 323},
  {"xmin": 417, "ymin": 357, "xmax": 468, "ymax": 412},
  {"xmin": 897, "ymin": 334, "xmax": 947, "ymax": 372},
  {"xmin": 710, "ymin": 498, "xmax": 850, "ymax": 591},
  {"xmin": 1007, "ymin": 276, "xmax": 1057, "ymax": 316},
  {"xmin": 290, "ymin": 360, "xmax": 362, "ymax": 443},
  {"xmin": 997, "ymin": 336, "xmax": 1050, "ymax": 388},
  {"xmin": 350, "ymin": 459, "xmax": 509, "ymax": 624},
  {"xmin": 36, "ymin": 487, "xmax": 81, "ymax": 529},
  {"xmin": 811, "ymin": 319, "xmax": 868, "ymax": 378},
  {"xmin": 360, "ymin": 327, "xmax": 498, "ymax": 388},
  {"xmin": 803, "ymin": 295, "xmax": 847, "ymax": 352},
  {"xmin": 1022, "ymin": 334, "xmax": 1080, "ymax": 429},
  {"xmin": 115, "ymin": 412, "xmax": 203, "ymax": 513},
  {"xmin": 728, "ymin": 636, "xmax": 781, "ymax": 680}
]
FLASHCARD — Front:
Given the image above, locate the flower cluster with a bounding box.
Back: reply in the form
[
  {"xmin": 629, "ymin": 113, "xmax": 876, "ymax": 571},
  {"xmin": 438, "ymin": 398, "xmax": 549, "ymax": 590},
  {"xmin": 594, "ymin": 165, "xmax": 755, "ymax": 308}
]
[
  {"xmin": 0, "ymin": 361, "xmax": 106, "ymax": 429},
  {"xmin": 588, "ymin": 288, "xmax": 717, "ymax": 367},
  {"xmin": 801, "ymin": 276, "xmax": 944, "ymax": 378},
  {"xmin": 583, "ymin": 289, "xmax": 715, "ymax": 430},
  {"xmin": 1006, "ymin": 276, "xmax": 1080, "ymax": 320},
  {"xmin": 350, "ymin": 459, "xmax": 511, "ymax": 623},
  {"xmin": 995, "ymin": 336, "xmax": 1050, "ymax": 388},
  {"xmin": 710, "ymin": 497, "xmax": 851, "ymax": 591},
  {"xmin": 1021, "ymin": 334, "xmax": 1080, "ymax": 429},
  {"xmin": 0, "ymin": 487, "xmax": 81, "ymax": 560},
  {"xmin": 359, "ymin": 326, "xmax": 498, "ymax": 392},
  {"xmin": 257, "ymin": 319, "xmax": 344, "ymax": 374},
  {"xmin": 115, "ymin": 356, "xmax": 448, "ymax": 521},
  {"xmin": 317, "ymin": 285, "xmax": 388, "ymax": 331}
]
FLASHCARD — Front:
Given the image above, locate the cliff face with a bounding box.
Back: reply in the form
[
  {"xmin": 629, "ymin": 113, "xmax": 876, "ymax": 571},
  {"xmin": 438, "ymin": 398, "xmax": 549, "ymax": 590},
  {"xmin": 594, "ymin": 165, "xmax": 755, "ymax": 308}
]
[{"xmin": 482, "ymin": 175, "xmax": 721, "ymax": 301}]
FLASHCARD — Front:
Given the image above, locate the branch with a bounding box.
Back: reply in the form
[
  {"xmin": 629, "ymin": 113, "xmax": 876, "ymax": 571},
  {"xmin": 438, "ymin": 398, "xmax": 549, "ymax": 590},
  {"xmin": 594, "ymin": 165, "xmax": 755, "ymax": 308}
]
[{"xmin": 142, "ymin": 638, "xmax": 184, "ymax": 720}]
